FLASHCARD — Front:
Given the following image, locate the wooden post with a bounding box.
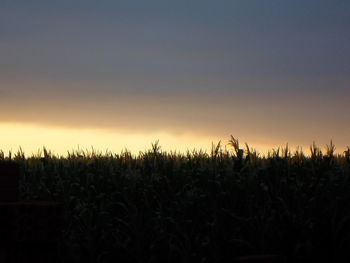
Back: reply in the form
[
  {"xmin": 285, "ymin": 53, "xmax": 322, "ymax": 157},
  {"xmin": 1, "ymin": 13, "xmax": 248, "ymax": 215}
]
[{"xmin": 0, "ymin": 161, "xmax": 64, "ymax": 263}]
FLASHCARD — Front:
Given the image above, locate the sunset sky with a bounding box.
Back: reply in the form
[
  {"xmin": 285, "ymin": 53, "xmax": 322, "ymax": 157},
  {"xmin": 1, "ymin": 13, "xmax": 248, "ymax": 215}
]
[{"xmin": 1, "ymin": 0, "xmax": 349, "ymax": 155}]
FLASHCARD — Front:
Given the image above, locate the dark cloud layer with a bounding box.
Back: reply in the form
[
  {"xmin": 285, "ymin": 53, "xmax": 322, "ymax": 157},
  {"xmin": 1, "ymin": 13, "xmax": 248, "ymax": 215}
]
[{"xmin": 0, "ymin": 0, "xmax": 349, "ymax": 148}]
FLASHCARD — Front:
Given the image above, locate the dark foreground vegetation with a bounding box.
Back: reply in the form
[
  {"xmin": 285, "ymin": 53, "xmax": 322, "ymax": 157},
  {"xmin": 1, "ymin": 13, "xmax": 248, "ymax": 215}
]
[{"xmin": 2, "ymin": 136, "xmax": 350, "ymax": 263}]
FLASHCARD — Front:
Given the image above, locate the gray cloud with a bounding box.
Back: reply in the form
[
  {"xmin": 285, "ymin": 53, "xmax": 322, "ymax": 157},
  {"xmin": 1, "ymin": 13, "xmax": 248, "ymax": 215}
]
[{"xmin": 0, "ymin": 0, "xmax": 349, "ymax": 148}]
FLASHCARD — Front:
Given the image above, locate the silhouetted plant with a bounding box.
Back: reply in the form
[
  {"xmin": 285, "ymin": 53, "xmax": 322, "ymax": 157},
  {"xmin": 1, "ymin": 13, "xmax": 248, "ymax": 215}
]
[{"xmin": 2, "ymin": 136, "xmax": 350, "ymax": 263}]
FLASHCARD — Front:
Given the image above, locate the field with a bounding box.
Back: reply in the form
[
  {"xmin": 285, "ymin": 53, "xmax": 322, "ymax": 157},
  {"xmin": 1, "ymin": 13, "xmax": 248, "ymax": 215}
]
[{"xmin": 2, "ymin": 136, "xmax": 350, "ymax": 263}]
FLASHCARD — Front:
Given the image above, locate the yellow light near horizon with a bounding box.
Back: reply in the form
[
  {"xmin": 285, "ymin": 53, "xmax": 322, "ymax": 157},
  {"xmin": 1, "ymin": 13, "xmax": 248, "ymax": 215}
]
[
  {"xmin": 0, "ymin": 123, "xmax": 224, "ymax": 156},
  {"xmin": 1, "ymin": 122, "xmax": 339, "ymax": 157}
]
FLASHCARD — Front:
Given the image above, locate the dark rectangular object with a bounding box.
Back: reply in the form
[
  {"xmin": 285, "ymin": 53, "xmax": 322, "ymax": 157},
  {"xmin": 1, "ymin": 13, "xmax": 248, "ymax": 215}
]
[
  {"xmin": 0, "ymin": 162, "xmax": 20, "ymax": 202},
  {"xmin": 0, "ymin": 241, "xmax": 61, "ymax": 263},
  {"xmin": 0, "ymin": 176, "xmax": 19, "ymax": 186},
  {"xmin": 0, "ymin": 162, "xmax": 20, "ymax": 176},
  {"xmin": 17, "ymin": 242, "xmax": 61, "ymax": 263},
  {"xmin": 0, "ymin": 201, "xmax": 64, "ymax": 243},
  {"xmin": 0, "ymin": 187, "xmax": 18, "ymax": 202}
]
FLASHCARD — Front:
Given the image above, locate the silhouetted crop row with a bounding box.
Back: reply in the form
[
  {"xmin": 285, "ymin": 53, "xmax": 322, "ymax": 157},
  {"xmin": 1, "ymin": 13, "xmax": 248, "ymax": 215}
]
[{"xmin": 2, "ymin": 136, "xmax": 350, "ymax": 263}]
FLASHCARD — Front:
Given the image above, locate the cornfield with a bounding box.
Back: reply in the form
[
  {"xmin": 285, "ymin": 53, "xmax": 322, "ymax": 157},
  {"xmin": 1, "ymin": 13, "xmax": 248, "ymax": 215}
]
[{"xmin": 2, "ymin": 136, "xmax": 350, "ymax": 263}]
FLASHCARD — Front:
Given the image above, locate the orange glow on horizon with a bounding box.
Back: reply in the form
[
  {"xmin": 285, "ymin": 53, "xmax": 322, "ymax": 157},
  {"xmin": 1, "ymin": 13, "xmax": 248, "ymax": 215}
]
[
  {"xmin": 0, "ymin": 122, "xmax": 346, "ymax": 157},
  {"xmin": 0, "ymin": 122, "xmax": 222, "ymax": 156}
]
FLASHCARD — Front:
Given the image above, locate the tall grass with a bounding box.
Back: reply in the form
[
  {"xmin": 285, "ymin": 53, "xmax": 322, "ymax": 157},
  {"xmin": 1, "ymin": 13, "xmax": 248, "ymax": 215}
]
[{"xmin": 2, "ymin": 136, "xmax": 350, "ymax": 263}]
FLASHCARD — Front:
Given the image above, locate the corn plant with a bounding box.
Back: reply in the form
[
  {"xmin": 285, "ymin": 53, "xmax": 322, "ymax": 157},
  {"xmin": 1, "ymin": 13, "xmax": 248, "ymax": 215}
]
[{"xmin": 1, "ymin": 136, "xmax": 349, "ymax": 263}]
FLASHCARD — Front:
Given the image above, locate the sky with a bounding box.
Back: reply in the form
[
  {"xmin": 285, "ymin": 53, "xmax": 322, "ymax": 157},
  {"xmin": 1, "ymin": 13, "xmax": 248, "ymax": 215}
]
[{"xmin": 0, "ymin": 0, "xmax": 349, "ymax": 156}]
